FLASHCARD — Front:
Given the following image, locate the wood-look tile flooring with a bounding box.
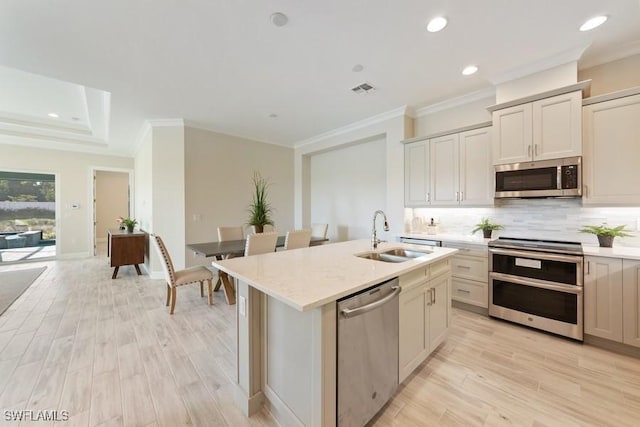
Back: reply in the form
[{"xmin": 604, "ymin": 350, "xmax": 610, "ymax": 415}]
[{"xmin": 0, "ymin": 253, "xmax": 639, "ymax": 426}]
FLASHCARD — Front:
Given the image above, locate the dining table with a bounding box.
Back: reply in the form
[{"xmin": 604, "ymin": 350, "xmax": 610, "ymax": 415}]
[{"xmin": 187, "ymin": 235, "xmax": 329, "ymax": 305}]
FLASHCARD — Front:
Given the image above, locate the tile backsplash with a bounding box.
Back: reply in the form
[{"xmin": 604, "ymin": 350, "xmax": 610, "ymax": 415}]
[{"xmin": 405, "ymin": 199, "xmax": 640, "ymax": 247}]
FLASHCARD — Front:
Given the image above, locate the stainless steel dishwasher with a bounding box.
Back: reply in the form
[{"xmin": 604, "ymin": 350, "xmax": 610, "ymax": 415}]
[{"xmin": 337, "ymin": 277, "xmax": 400, "ymax": 426}]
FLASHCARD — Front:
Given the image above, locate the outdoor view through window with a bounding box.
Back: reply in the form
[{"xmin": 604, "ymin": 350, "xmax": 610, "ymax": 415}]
[{"xmin": 0, "ymin": 171, "xmax": 56, "ymax": 263}]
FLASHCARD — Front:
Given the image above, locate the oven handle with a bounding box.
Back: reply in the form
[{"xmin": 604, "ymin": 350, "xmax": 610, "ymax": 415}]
[
  {"xmin": 490, "ymin": 272, "xmax": 583, "ymax": 294},
  {"xmin": 489, "ymin": 248, "xmax": 583, "ymax": 264}
]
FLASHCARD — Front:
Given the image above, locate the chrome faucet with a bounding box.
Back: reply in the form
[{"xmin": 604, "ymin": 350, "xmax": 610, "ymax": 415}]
[{"xmin": 371, "ymin": 210, "xmax": 390, "ymax": 249}]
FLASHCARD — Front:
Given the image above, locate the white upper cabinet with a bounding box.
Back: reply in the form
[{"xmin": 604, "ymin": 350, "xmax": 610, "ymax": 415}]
[
  {"xmin": 458, "ymin": 127, "xmax": 493, "ymax": 206},
  {"xmin": 492, "ymin": 91, "xmax": 582, "ymax": 165},
  {"xmin": 404, "ymin": 140, "xmax": 430, "ymax": 206},
  {"xmin": 582, "ymin": 92, "xmax": 640, "ymax": 205},
  {"xmin": 404, "ymin": 125, "xmax": 492, "ymax": 207},
  {"xmin": 430, "ymin": 133, "xmax": 459, "ymax": 205}
]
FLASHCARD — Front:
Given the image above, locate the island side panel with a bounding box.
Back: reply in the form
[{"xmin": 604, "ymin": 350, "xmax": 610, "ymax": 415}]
[
  {"xmin": 262, "ymin": 295, "xmax": 337, "ymax": 427},
  {"xmin": 235, "ymin": 280, "xmax": 265, "ymax": 415}
]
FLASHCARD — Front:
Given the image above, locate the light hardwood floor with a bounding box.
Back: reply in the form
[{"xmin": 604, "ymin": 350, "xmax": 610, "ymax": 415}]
[{"xmin": 0, "ymin": 254, "xmax": 639, "ymax": 426}]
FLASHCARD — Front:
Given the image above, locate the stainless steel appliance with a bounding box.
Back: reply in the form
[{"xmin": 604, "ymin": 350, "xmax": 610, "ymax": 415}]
[
  {"xmin": 399, "ymin": 237, "xmax": 442, "ymax": 247},
  {"xmin": 337, "ymin": 278, "xmax": 400, "ymax": 426},
  {"xmin": 488, "ymin": 237, "xmax": 584, "ymax": 340},
  {"xmin": 494, "ymin": 156, "xmax": 581, "ymax": 198}
]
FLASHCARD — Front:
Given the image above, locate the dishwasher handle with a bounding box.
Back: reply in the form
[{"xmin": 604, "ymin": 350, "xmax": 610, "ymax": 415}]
[{"xmin": 340, "ymin": 286, "xmax": 401, "ymax": 318}]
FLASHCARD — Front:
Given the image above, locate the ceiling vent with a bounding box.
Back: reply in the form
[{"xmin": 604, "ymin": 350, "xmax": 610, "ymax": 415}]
[{"xmin": 351, "ymin": 82, "xmax": 376, "ymax": 94}]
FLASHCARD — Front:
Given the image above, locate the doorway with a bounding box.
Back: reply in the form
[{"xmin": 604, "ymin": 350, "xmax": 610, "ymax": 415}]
[
  {"xmin": 0, "ymin": 171, "xmax": 57, "ymax": 263},
  {"xmin": 93, "ymin": 170, "xmax": 131, "ymax": 256}
]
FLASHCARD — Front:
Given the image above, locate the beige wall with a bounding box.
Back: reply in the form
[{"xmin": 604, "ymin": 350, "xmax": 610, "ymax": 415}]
[
  {"xmin": 185, "ymin": 126, "xmax": 294, "ymax": 267},
  {"xmin": 95, "ymin": 170, "xmax": 130, "ymax": 240},
  {"xmin": 413, "ymin": 96, "xmax": 494, "ymax": 138},
  {"xmin": 0, "ymin": 144, "xmax": 133, "ymax": 256},
  {"xmin": 579, "ymin": 54, "xmax": 640, "ymax": 96}
]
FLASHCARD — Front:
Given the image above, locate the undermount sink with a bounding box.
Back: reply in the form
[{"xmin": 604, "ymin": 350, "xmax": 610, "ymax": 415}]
[{"xmin": 356, "ymin": 248, "xmax": 432, "ymax": 263}]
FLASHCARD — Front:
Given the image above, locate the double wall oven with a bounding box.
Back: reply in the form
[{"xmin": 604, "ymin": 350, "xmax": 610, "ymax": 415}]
[{"xmin": 488, "ymin": 237, "xmax": 584, "ymax": 341}]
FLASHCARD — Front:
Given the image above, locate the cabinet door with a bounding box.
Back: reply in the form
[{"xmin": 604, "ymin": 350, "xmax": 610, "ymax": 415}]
[
  {"xmin": 399, "ymin": 283, "xmax": 429, "ymax": 383},
  {"xmin": 623, "ymin": 259, "xmax": 640, "ymax": 348},
  {"xmin": 459, "ymin": 127, "xmax": 493, "ymax": 205},
  {"xmin": 428, "ymin": 273, "xmax": 450, "ymax": 352},
  {"xmin": 583, "ymin": 93, "xmax": 640, "ymax": 205},
  {"xmin": 532, "ymin": 91, "xmax": 582, "ymax": 161},
  {"xmin": 404, "ymin": 141, "xmax": 430, "ymax": 206},
  {"xmin": 430, "ymin": 133, "xmax": 459, "ymax": 205},
  {"xmin": 584, "ymin": 256, "xmax": 623, "ymax": 342},
  {"xmin": 492, "ymin": 103, "xmax": 532, "ymax": 165}
]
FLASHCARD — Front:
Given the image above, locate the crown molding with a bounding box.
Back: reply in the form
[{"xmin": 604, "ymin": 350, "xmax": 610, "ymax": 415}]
[
  {"xmin": 146, "ymin": 118, "xmax": 185, "ymax": 128},
  {"xmin": 489, "ymin": 44, "xmax": 588, "ymax": 86},
  {"xmin": 579, "ymin": 43, "xmax": 640, "ymax": 70},
  {"xmin": 0, "ymin": 134, "xmax": 131, "ymax": 158},
  {"xmin": 294, "ymin": 105, "xmax": 409, "ymax": 148},
  {"xmin": 414, "ymin": 88, "xmax": 495, "ymax": 118},
  {"xmin": 183, "ymin": 120, "xmax": 291, "ymax": 149}
]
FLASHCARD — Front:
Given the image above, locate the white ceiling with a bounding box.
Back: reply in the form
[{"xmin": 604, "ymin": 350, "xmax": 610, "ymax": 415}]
[{"xmin": 0, "ymin": 0, "xmax": 639, "ymax": 155}]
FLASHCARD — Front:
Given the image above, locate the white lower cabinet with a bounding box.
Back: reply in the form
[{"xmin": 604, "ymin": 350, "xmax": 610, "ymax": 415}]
[
  {"xmin": 398, "ymin": 260, "xmax": 451, "ymax": 383},
  {"xmin": 584, "ymin": 256, "xmax": 640, "ymax": 348},
  {"xmin": 444, "ymin": 242, "xmax": 488, "ymax": 308}
]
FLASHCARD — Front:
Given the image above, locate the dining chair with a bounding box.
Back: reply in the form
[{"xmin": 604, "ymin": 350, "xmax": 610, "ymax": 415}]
[
  {"xmin": 244, "ymin": 231, "xmax": 278, "ymax": 256},
  {"xmin": 217, "ymin": 226, "xmax": 244, "ymax": 242},
  {"xmin": 284, "ymin": 229, "xmax": 312, "ymax": 250},
  {"xmin": 152, "ymin": 234, "xmax": 213, "ymax": 314},
  {"xmin": 311, "ymin": 223, "xmax": 328, "ymax": 239}
]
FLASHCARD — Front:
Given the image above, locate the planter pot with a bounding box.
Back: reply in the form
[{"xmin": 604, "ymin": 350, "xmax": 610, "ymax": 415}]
[
  {"xmin": 482, "ymin": 229, "xmax": 493, "ymax": 239},
  {"xmin": 253, "ymin": 225, "xmax": 264, "ymax": 233},
  {"xmin": 127, "ymin": 225, "xmax": 134, "ymax": 233},
  {"xmin": 597, "ymin": 235, "xmax": 614, "ymax": 248}
]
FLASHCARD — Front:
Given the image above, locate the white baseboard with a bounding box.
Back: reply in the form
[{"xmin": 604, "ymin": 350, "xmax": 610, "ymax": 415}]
[
  {"xmin": 263, "ymin": 384, "xmax": 305, "ymax": 427},
  {"xmin": 234, "ymin": 384, "xmax": 264, "ymax": 417}
]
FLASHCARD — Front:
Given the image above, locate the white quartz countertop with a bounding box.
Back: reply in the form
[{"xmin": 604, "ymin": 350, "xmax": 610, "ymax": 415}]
[
  {"xmin": 582, "ymin": 245, "xmax": 640, "ymax": 260},
  {"xmin": 400, "ymin": 233, "xmax": 491, "ymax": 246},
  {"xmin": 212, "ymin": 239, "xmax": 458, "ymax": 312}
]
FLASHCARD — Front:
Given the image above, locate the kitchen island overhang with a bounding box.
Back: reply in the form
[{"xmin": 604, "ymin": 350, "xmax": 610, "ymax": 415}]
[{"xmin": 212, "ymin": 239, "xmax": 458, "ymax": 426}]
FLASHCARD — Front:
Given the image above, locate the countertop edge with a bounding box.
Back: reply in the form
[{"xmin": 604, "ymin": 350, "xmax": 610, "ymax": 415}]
[{"xmin": 213, "ymin": 243, "xmax": 459, "ymax": 312}]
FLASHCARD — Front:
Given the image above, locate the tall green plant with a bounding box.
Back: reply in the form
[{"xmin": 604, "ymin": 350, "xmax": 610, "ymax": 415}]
[{"xmin": 247, "ymin": 172, "xmax": 274, "ymax": 227}]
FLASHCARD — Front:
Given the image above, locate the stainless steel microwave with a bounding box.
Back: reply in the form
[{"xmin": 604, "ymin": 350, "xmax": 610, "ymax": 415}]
[{"xmin": 494, "ymin": 156, "xmax": 582, "ymax": 198}]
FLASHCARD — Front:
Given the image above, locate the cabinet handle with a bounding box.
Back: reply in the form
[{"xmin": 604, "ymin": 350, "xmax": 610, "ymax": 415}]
[
  {"xmin": 433, "ymin": 288, "xmax": 436, "ymax": 304},
  {"xmin": 457, "ymin": 289, "xmax": 471, "ymax": 294},
  {"xmin": 426, "ymin": 192, "xmax": 430, "ymax": 202},
  {"xmin": 426, "ymin": 288, "xmax": 432, "ymax": 306},
  {"xmin": 455, "ymin": 191, "xmax": 459, "ymax": 201},
  {"xmin": 457, "ymin": 265, "xmax": 471, "ymax": 269},
  {"xmin": 528, "ymin": 145, "xmax": 532, "ymax": 157},
  {"xmin": 534, "ymin": 144, "xmax": 538, "ymax": 156},
  {"xmin": 460, "ymin": 191, "xmax": 463, "ymax": 201},
  {"xmin": 586, "ymin": 261, "xmax": 590, "ymax": 275}
]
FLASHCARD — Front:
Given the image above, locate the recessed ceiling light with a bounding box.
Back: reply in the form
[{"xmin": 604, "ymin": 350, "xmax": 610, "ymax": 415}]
[
  {"xmin": 48, "ymin": 113, "xmax": 59, "ymax": 118},
  {"xmin": 580, "ymin": 15, "xmax": 608, "ymax": 31},
  {"xmin": 269, "ymin": 113, "xmax": 278, "ymax": 118},
  {"xmin": 462, "ymin": 65, "xmax": 478, "ymax": 76},
  {"xmin": 427, "ymin": 16, "xmax": 448, "ymax": 32},
  {"xmin": 352, "ymin": 64, "xmax": 364, "ymax": 72},
  {"xmin": 270, "ymin": 12, "xmax": 288, "ymax": 27}
]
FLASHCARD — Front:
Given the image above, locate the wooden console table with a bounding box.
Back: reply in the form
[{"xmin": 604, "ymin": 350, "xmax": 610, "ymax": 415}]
[{"xmin": 108, "ymin": 229, "xmax": 145, "ymax": 279}]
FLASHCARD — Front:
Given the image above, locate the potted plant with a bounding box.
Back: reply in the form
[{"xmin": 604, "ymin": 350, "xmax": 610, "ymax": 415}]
[
  {"xmin": 120, "ymin": 217, "xmax": 138, "ymax": 233},
  {"xmin": 472, "ymin": 218, "xmax": 503, "ymax": 239},
  {"xmin": 579, "ymin": 223, "xmax": 632, "ymax": 248},
  {"xmin": 247, "ymin": 172, "xmax": 273, "ymax": 233}
]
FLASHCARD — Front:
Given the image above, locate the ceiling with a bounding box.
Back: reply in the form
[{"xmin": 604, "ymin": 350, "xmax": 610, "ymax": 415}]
[{"xmin": 0, "ymin": 0, "xmax": 639, "ymax": 155}]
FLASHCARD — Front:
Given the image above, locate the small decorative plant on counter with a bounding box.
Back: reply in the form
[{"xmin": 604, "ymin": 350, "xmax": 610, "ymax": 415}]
[
  {"xmin": 579, "ymin": 223, "xmax": 632, "ymax": 248},
  {"xmin": 117, "ymin": 216, "xmax": 138, "ymax": 233},
  {"xmin": 247, "ymin": 171, "xmax": 274, "ymax": 233},
  {"xmin": 472, "ymin": 218, "xmax": 503, "ymax": 239}
]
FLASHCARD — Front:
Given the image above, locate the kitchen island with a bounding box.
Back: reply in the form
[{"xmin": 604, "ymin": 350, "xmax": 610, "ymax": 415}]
[{"xmin": 212, "ymin": 239, "xmax": 458, "ymax": 426}]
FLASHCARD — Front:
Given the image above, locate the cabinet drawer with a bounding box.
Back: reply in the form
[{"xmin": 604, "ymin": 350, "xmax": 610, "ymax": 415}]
[
  {"xmin": 451, "ymin": 255, "xmax": 488, "ymax": 282},
  {"xmin": 452, "ymin": 277, "xmax": 487, "ymax": 308},
  {"xmin": 429, "ymin": 259, "xmax": 451, "ymax": 280},
  {"xmin": 442, "ymin": 242, "xmax": 487, "ymax": 258},
  {"xmin": 400, "ymin": 267, "xmax": 427, "ymax": 290}
]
